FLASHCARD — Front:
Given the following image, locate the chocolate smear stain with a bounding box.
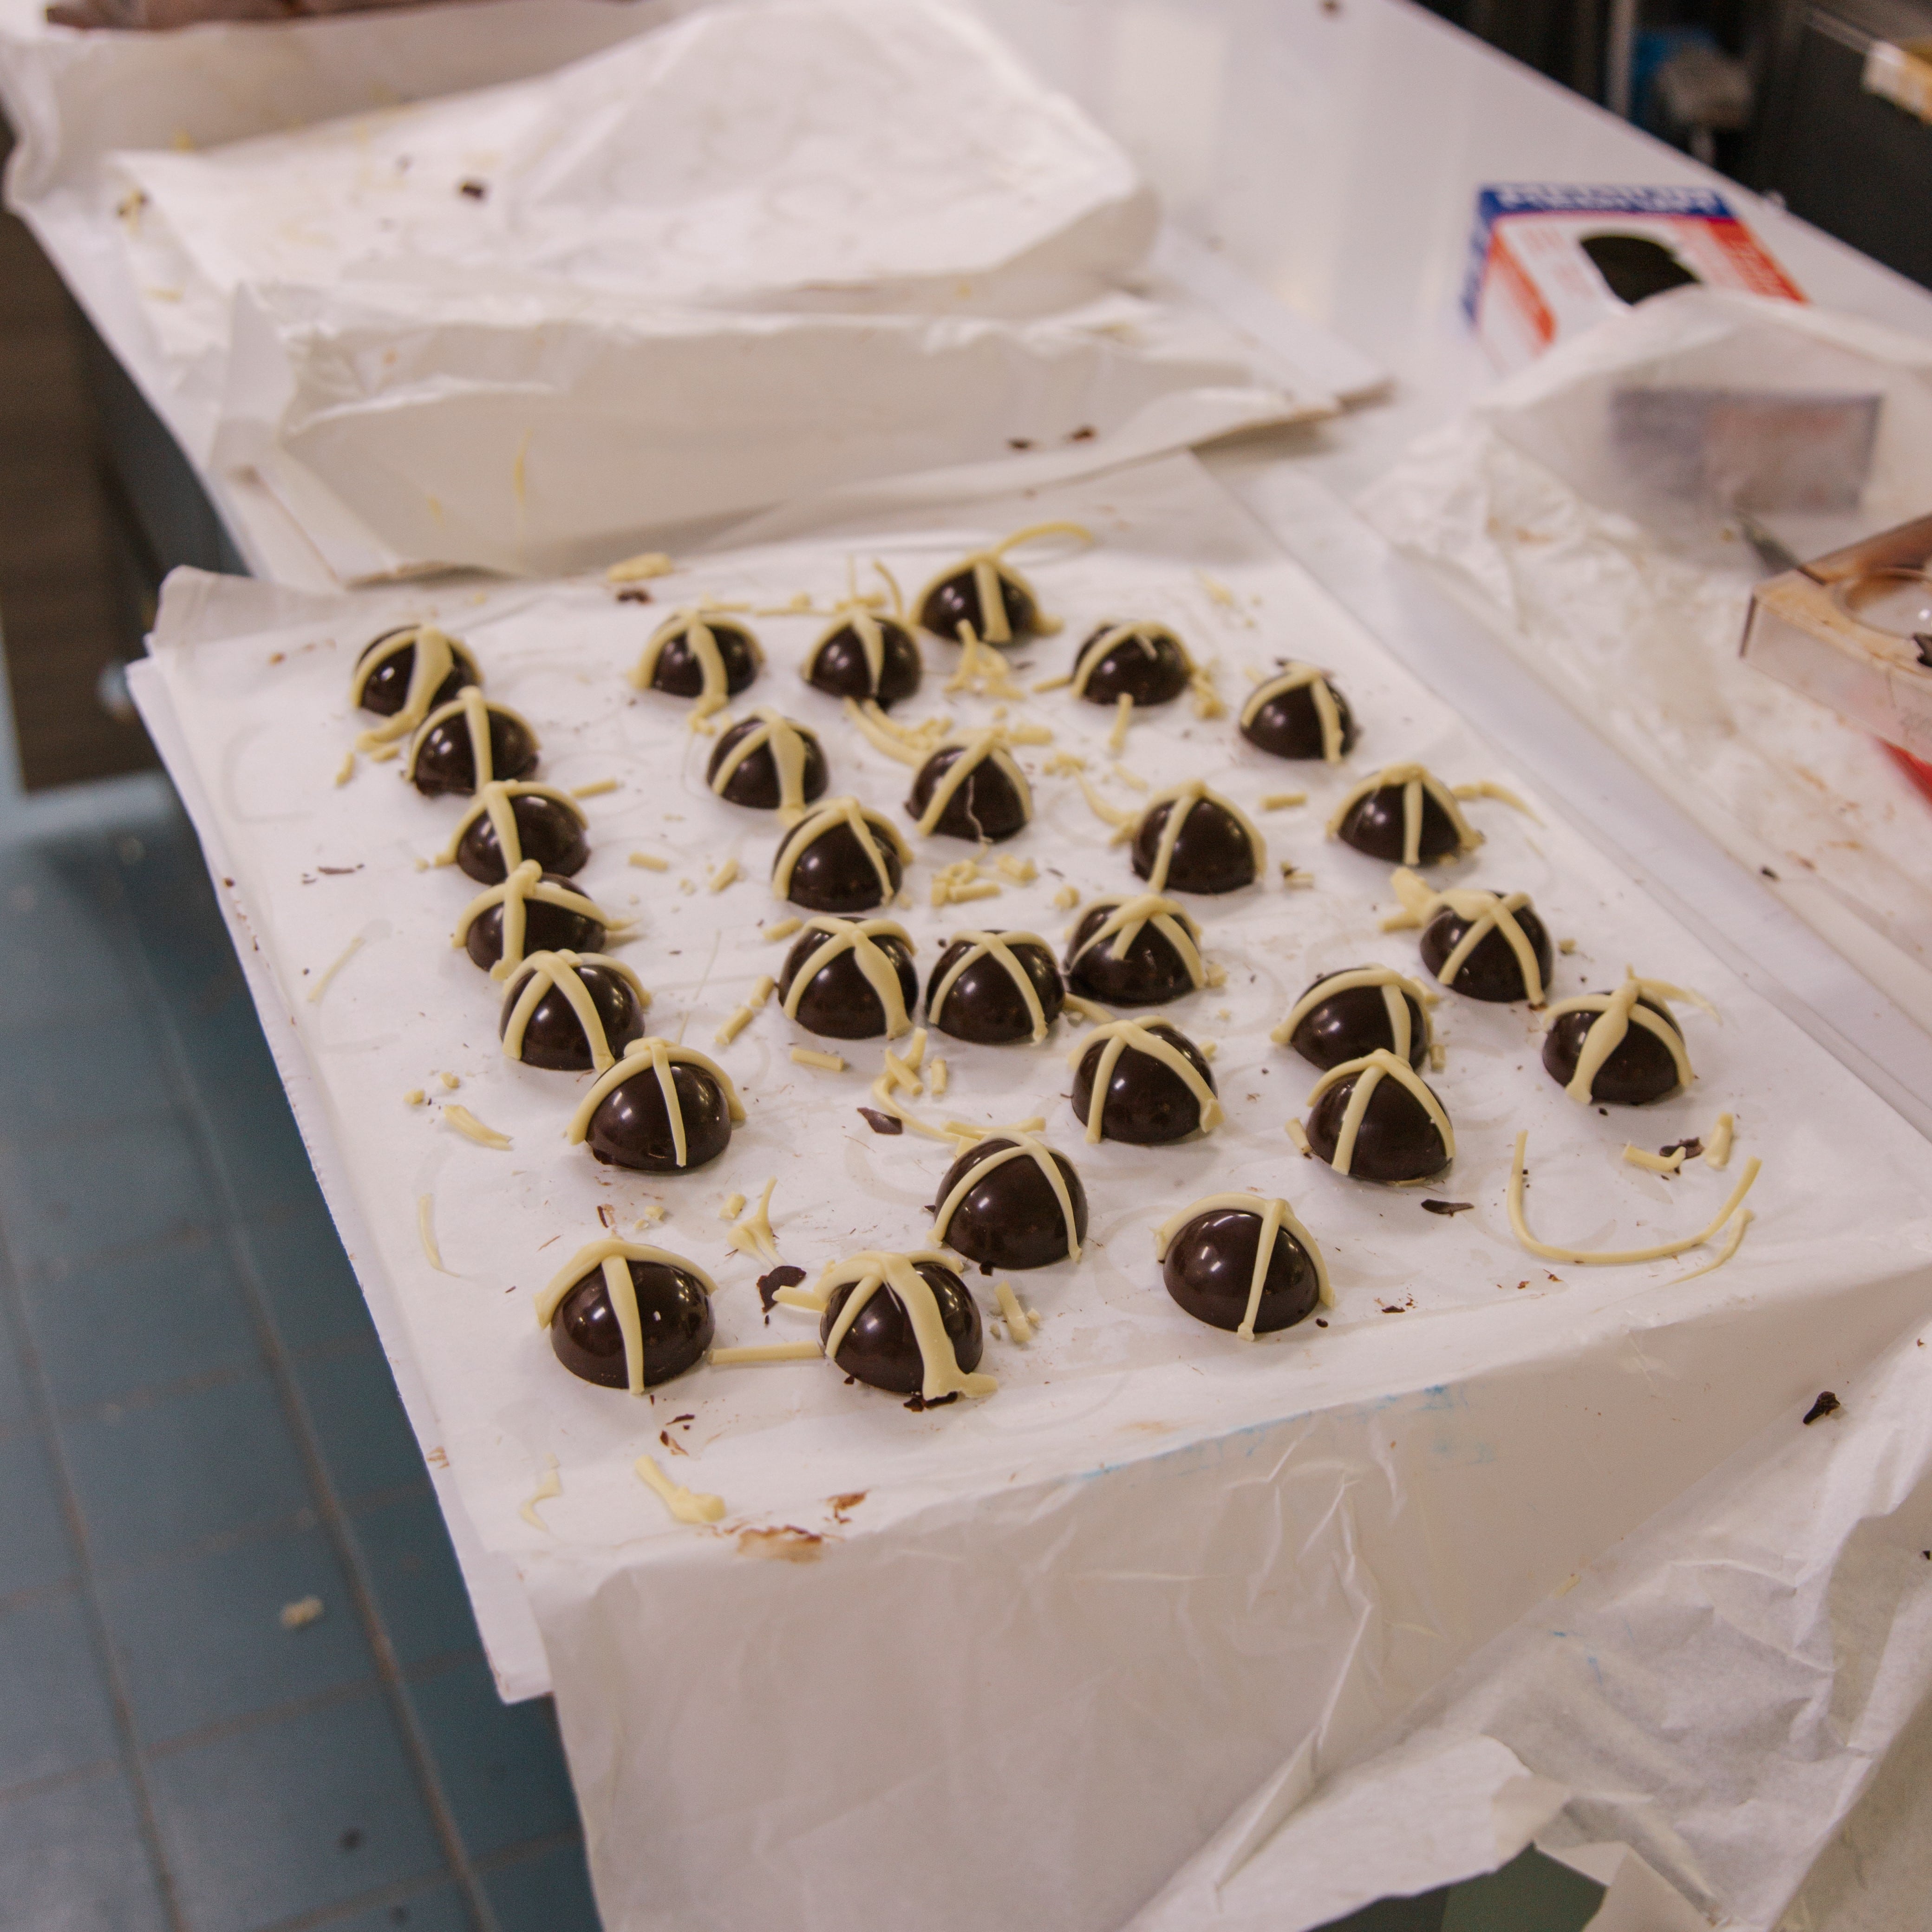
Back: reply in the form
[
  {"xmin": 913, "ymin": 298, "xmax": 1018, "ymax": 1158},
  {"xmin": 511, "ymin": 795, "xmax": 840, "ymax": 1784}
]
[{"xmin": 738, "ymin": 1526, "xmax": 824, "ymax": 1562}]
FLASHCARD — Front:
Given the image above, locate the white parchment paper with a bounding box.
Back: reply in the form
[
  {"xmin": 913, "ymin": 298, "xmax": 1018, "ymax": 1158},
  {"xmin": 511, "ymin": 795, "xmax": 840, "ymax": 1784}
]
[{"xmin": 138, "ymin": 453, "xmax": 1932, "ymax": 1930}]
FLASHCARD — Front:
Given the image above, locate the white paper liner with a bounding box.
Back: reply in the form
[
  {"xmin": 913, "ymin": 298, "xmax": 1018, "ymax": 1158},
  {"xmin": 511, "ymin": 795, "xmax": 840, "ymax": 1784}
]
[{"xmin": 139, "ymin": 452, "xmax": 1932, "ymax": 1931}]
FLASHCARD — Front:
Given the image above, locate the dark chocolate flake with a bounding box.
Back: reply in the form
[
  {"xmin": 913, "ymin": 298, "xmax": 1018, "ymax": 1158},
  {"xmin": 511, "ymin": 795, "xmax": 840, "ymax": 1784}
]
[
  {"xmin": 458, "ymin": 178, "xmax": 488, "ymax": 200},
  {"xmin": 756, "ymin": 1264, "xmax": 808, "ymax": 1312},
  {"xmin": 857, "ymin": 1107, "xmax": 904, "ymax": 1136},
  {"xmin": 1660, "ymin": 1138, "xmax": 1704, "ymax": 1161},
  {"xmin": 1802, "ymin": 1391, "xmax": 1842, "ymax": 1425},
  {"xmin": 903, "ymin": 1390, "xmax": 962, "ymax": 1411},
  {"xmin": 1422, "ymin": 1200, "xmax": 1474, "ymax": 1217}
]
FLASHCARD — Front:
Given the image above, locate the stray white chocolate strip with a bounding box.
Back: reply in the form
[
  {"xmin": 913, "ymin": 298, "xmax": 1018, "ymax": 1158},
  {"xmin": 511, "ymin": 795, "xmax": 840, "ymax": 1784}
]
[
  {"xmin": 634, "ymin": 1453, "xmax": 724, "ymax": 1525},
  {"xmin": 520, "ymin": 1455, "xmax": 561, "ymax": 1530},
  {"xmin": 443, "ymin": 1104, "xmax": 511, "ymax": 1150},
  {"xmin": 791, "ymin": 1046, "xmax": 845, "ymax": 1072}
]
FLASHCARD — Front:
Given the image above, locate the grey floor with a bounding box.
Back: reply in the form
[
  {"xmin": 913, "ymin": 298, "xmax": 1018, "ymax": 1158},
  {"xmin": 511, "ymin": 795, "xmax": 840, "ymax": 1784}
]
[{"xmin": 0, "ymin": 776, "xmax": 1604, "ymax": 1932}]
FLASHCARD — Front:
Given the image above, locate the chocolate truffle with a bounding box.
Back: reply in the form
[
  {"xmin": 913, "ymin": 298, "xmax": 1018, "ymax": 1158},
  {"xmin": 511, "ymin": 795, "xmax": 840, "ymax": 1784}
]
[
  {"xmin": 1070, "ymin": 621, "xmax": 1193, "ymax": 707},
  {"xmin": 352, "ymin": 625, "xmax": 478, "ymax": 721},
  {"xmin": 932, "ymin": 1133, "xmax": 1087, "ymax": 1271},
  {"xmin": 1273, "ymin": 966, "xmax": 1433, "ymax": 1072},
  {"xmin": 771, "ymin": 798, "xmax": 912, "ymax": 914},
  {"xmin": 1304, "ymin": 1049, "xmax": 1453, "ymax": 1182},
  {"xmin": 443, "ymin": 782, "xmax": 589, "ymax": 884},
  {"xmin": 568, "ymin": 1039, "xmax": 745, "ymax": 1173},
  {"xmin": 499, "ymin": 951, "xmax": 649, "ymax": 1071},
  {"xmin": 906, "ymin": 732, "xmax": 1031, "ymax": 843},
  {"xmin": 917, "ymin": 550, "xmax": 1038, "ymax": 646},
  {"xmin": 538, "ymin": 1241, "xmax": 716, "ymax": 1391},
  {"xmin": 927, "ymin": 931, "xmax": 1064, "ymax": 1044},
  {"xmin": 1070, "ymin": 1018, "xmax": 1220, "ymax": 1145},
  {"xmin": 1064, "ymin": 895, "xmax": 1206, "ymax": 1006},
  {"xmin": 1130, "ymin": 780, "xmax": 1264, "ymax": 894},
  {"xmin": 778, "ymin": 917, "xmax": 918, "ymax": 1040},
  {"xmin": 406, "ymin": 688, "xmax": 540, "ymax": 797},
  {"xmin": 1327, "ymin": 764, "xmax": 1478, "ymax": 867},
  {"xmin": 454, "ymin": 862, "xmax": 622, "ymax": 977},
  {"xmin": 1542, "ymin": 974, "xmax": 1700, "ymax": 1105},
  {"xmin": 1156, "ymin": 1194, "xmax": 1330, "ymax": 1336},
  {"xmin": 1418, "ymin": 889, "xmax": 1552, "ymax": 1004},
  {"xmin": 1239, "ymin": 665, "xmax": 1357, "ymax": 762},
  {"xmin": 707, "ymin": 711, "xmax": 828, "ymax": 814},
  {"xmin": 803, "ymin": 613, "xmax": 922, "ymax": 709},
  {"xmin": 819, "ymin": 1255, "xmax": 985, "ymax": 1398},
  {"xmin": 628, "ymin": 610, "xmax": 761, "ymax": 713}
]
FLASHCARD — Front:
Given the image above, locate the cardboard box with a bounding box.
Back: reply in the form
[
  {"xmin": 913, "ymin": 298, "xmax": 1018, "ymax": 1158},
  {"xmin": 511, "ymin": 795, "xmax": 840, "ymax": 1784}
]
[{"xmin": 1464, "ymin": 184, "xmax": 1803, "ymax": 372}]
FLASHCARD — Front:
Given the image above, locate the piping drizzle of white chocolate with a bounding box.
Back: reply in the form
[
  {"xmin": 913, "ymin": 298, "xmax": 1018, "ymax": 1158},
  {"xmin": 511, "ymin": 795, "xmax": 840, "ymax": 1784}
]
[
  {"xmin": 566, "ymin": 1038, "xmax": 746, "ymax": 1167},
  {"xmin": 1239, "ymin": 663, "xmax": 1349, "ymax": 763},
  {"xmin": 932, "ymin": 1131, "xmax": 1082, "ymax": 1262},
  {"xmin": 930, "ymin": 931, "xmax": 1054, "ymax": 1043},
  {"xmin": 810, "ymin": 1249, "xmax": 998, "ymax": 1402},
  {"xmin": 404, "ymin": 686, "xmax": 540, "ymax": 789},
  {"xmin": 1304, "ymin": 1048, "xmax": 1455, "ymax": 1177},
  {"xmin": 452, "ymin": 860, "xmax": 629, "ymax": 981},
  {"xmin": 914, "ymin": 729, "xmax": 1033, "ymax": 837},
  {"xmin": 911, "ymin": 521, "xmax": 1090, "ymax": 644},
  {"xmin": 1069, "ymin": 894, "xmax": 1206, "ymax": 987},
  {"xmin": 351, "ymin": 626, "xmax": 478, "ymax": 750},
  {"xmin": 435, "ymin": 781, "xmax": 587, "ymax": 871},
  {"xmin": 782, "ymin": 917, "xmax": 915, "ymax": 1039},
  {"xmin": 1325, "ymin": 763, "xmax": 1482, "ymax": 867},
  {"xmin": 1271, "ymin": 966, "xmax": 1437, "ymax": 1065},
  {"xmin": 1154, "ymin": 1191, "xmax": 1333, "ymax": 1338},
  {"xmin": 770, "ymin": 797, "xmax": 913, "ymax": 902},
  {"xmin": 627, "ymin": 607, "xmax": 763, "ymax": 724},
  {"xmin": 1070, "ymin": 621, "xmax": 1194, "ymax": 698},
  {"xmin": 1541, "ymin": 970, "xmax": 1713, "ymax": 1103},
  {"xmin": 710, "ymin": 708, "xmax": 818, "ymax": 820},
  {"xmin": 501, "ymin": 950, "xmax": 651, "ymax": 1072},
  {"xmin": 1071, "ymin": 1019, "xmax": 1222, "ymax": 1145},
  {"xmin": 1134, "ymin": 779, "xmax": 1266, "ymax": 893},
  {"xmin": 535, "ymin": 1237, "xmax": 720, "ymax": 1397}
]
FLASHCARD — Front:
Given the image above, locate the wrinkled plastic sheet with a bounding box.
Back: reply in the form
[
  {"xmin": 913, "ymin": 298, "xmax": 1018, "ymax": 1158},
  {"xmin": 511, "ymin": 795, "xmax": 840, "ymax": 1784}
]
[
  {"xmin": 1358, "ymin": 288, "xmax": 1932, "ymax": 1042},
  {"xmin": 131, "ymin": 451, "xmax": 1932, "ymax": 1930}
]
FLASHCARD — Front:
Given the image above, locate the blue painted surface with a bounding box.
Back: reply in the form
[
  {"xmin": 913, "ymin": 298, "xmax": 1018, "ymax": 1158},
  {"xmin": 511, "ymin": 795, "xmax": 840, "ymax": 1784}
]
[{"xmin": 0, "ymin": 783, "xmax": 598, "ymax": 1932}]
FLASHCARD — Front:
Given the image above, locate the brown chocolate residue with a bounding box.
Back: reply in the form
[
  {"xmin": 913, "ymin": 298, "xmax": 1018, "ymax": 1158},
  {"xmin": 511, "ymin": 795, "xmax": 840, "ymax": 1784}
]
[
  {"xmin": 1422, "ymin": 1200, "xmax": 1473, "ymax": 1216},
  {"xmin": 856, "ymin": 1107, "xmax": 904, "ymax": 1135},
  {"xmin": 737, "ymin": 1526, "xmax": 824, "ymax": 1562},
  {"xmin": 1802, "ymin": 1391, "xmax": 1841, "ymax": 1425},
  {"xmin": 757, "ymin": 1265, "xmax": 807, "ymax": 1312}
]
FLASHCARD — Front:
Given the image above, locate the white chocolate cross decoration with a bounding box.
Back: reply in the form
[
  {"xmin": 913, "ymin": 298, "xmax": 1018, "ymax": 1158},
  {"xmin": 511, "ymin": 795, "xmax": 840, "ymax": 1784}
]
[
  {"xmin": 404, "ymin": 685, "xmax": 540, "ymax": 789},
  {"xmin": 1381, "ymin": 867, "xmax": 1547, "ymax": 1005},
  {"xmin": 1070, "ymin": 894, "xmax": 1205, "ymax": 984},
  {"xmin": 710, "ymin": 708, "xmax": 819, "ymax": 820},
  {"xmin": 810, "ymin": 1250, "xmax": 999, "ymax": 1402},
  {"xmin": 1154, "ymin": 1192, "xmax": 1334, "ymax": 1338},
  {"xmin": 804, "ymin": 606, "xmax": 907, "ymax": 691},
  {"xmin": 1070, "ymin": 1018, "xmax": 1223, "ymax": 1145},
  {"xmin": 351, "ymin": 625, "xmax": 478, "ymax": 750},
  {"xmin": 913, "ymin": 729, "xmax": 1033, "ymax": 838},
  {"xmin": 930, "ymin": 931, "xmax": 1055, "ymax": 1043},
  {"xmin": 782, "ymin": 916, "xmax": 916, "ymax": 1038},
  {"xmin": 501, "ymin": 950, "xmax": 651, "ymax": 1072},
  {"xmin": 1542, "ymin": 970, "xmax": 1715, "ymax": 1104},
  {"xmin": 435, "ymin": 780, "xmax": 586, "ymax": 871},
  {"xmin": 1070, "ymin": 621, "xmax": 1195, "ymax": 698},
  {"xmin": 932, "ymin": 1130, "xmax": 1082, "ymax": 1262},
  {"xmin": 1305, "ymin": 1048, "xmax": 1455, "ymax": 1177},
  {"xmin": 771, "ymin": 797, "xmax": 913, "ymax": 902},
  {"xmin": 1272, "ymin": 966, "xmax": 1437, "ymax": 1066},
  {"xmin": 911, "ymin": 520, "xmax": 1090, "ymax": 644},
  {"xmin": 535, "ymin": 1237, "xmax": 719, "ymax": 1397},
  {"xmin": 1239, "ymin": 664, "xmax": 1349, "ymax": 763},
  {"xmin": 1134, "ymin": 779, "xmax": 1266, "ymax": 894},
  {"xmin": 628, "ymin": 607, "xmax": 764, "ymax": 724},
  {"xmin": 453, "ymin": 859, "xmax": 629, "ymax": 980},
  {"xmin": 566, "ymin": 1038, "xmax": 746, "ymax": 1168},
  {"xmin": 1325, "ymin": 763, "xmax": 1481, "ymax": 868}
]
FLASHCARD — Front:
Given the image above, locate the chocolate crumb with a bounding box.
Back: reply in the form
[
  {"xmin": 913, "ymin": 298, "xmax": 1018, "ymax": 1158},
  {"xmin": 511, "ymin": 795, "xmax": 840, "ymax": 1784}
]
[
  {"xmin": 857, "ymin": 1107, "xmax": 903, "ymax": 1135},
  {"xmin": 1066, "ymin": 424, "xmax": 1097, "ymax": 442},
  {"xmin": 756, "ymin": 1264, "xmax": 807, "ymax": 1312},
  {"xmin": 1007, "ymin": 437, "xmax": 1034, "ymax": 450},
  {"xmin": 1802, "ymin": 1391, "xmax": 1841, "ymax": 1425},
  {"xmin": 1314, "ymin": 1317, "xmax": 1328, "ymax": 1328},
  {"xmin": 1422, "ymin": 1200, "xmax": 1473, "ymax": 1216},
  {"xmin": 1660, "ymin": 1137, "xmax": 1704, "ymax": 1161},
  {"xmin": 458, "ymin": 178, "xmax": 488, "ymax": 200},
  {"xmin": 1761, "ymin": 866, "xmax": 1780, "ymax": 880},
  {"xmin": 616, "ymin": 587, "xmax": 653, "ymax": 604}
]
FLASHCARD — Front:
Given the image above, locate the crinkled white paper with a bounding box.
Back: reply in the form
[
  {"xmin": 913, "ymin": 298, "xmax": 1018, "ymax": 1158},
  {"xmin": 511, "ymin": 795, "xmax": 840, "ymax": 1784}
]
[
  {"xmin": 1358, "ymin": 289, "xmax": 1932, "ymax": 1038},
  {"xmin": 137, "ymin": 454, "xmax": 1932, "ymax": 1932}
]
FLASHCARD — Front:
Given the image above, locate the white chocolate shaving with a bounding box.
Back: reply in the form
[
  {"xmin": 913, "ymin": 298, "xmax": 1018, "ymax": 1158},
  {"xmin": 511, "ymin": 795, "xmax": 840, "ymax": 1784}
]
[
  {"xmin": 572, "ymin": 778, "xmax": 619, "ymax": 799},
  {"xmin": 629, "ymin": 851, "xmax": 670, "ymax": 871},
  {"xmin": 1260, "ymin": 791, "xmax": 1308, "ymax": 810},
  {"xmin": 1286, "ymin": 1118, "xmax": 1312, "ymax": 1155},
  {"xmin": 606, "ymin": 551, "xmax": 674, "ymax": 583},
  {"xmin": 843, "ymin": 697, "xmax": 949, "ymax": 766},
  {"xmin": 791, "ymin": 1047, "xmax": 846, "ymax": 1072},
  {"xmin": 1053, "ymin": 884, "xmax": 1081, "ymax": 911},
  {"xmin": 766, "ymin": 917, "xmax": 803, "ymax": 942},
  {"xmin": 417, "ymin": 1195, "xmax": 449, "ymax": 1273},
  {"xmin": 635, "ymin": 1453, "xmax": 725, "ymax": 1525},
  {"xmin": 720, "ymin": 1193, "xmax": 746, "ymax": 1221},
  {"xmin": 1077, "ymin": 773, "xmax": 1138, "ymax": 834},
  {"xmin": 443, "ymin": 1104, "xmax": 510, "ymax": 1150},
  {"xmin": 727, "ymin": 1176, "xmax": 783, "ymax": 1264},
  {"xmin": 333, "ymin": 750, "xmax": 356, "ymax": 787},
  {"xmin": 715, "ymin": 1007, "xmax": 754, "ymax": 1046},
  {"xmin": 1108, "ymin": 693, "xmax": 1134, "ymax": 754},
  {"xmin": 1706, "ymin": 1112, "xmax": 1736, "ymax": 1168},
  {"xmin": 929, "ymin": 1057, "xmax": 949, "ymax": 1097},
  {"xmin": 306, "ymin": 933, "xmax": 365, "ymax": 1005},
  {"xmin": 1506, "ymin": 1130, "xmax": 1762, "ymax": 1265},
  {"xmin": 1665, "ymin": 1209, "xmax": 1753, "ymax": 1285},
  {"xmin": 1452, "ymin": 779, "xmax": 1539, "ymax": 821}
]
